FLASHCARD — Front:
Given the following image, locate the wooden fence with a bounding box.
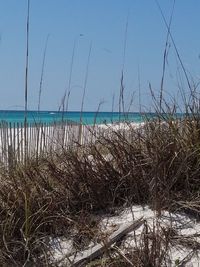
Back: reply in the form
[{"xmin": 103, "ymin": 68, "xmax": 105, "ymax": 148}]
[
  {"xmin": 0, "ymin": 120, "xmax": 137, "ymax": 167},
  {"xmin": 0, "ymin": 121, "xmax": 106, "ymax": 166}
]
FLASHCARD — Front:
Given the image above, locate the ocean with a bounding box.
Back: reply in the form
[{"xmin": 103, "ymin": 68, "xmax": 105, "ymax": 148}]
[{"xmin": 0, "ymin": 110, "xmax": 147, "ymax": 125}]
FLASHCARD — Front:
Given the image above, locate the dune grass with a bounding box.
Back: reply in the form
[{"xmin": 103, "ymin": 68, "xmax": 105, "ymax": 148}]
[{"xmin": 0, "ymin": 94, "xmax": 200, "ymax": 266}]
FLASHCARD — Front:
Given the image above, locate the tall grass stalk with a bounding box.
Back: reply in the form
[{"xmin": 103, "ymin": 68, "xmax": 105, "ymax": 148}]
[
  {"xmin": 111, "ymin": 93, "xmax": 115, "ymax": 122},
  {"xmin": 138, "ymin": 65, "xmax": 142, "ymax": 113},
  {"xmin": 60, "ymin": 38, "xmax": 77, "ymax": 123},
  {"xmin": 155, "ymin": 0, "xmax": 192, "ymax": 94},
  {"xmin": 80, "ymin": 41, "xmax": 92, "ymax": 124},
  {"xmin": 38, "ymin": 34, "xmax": 49, "ymax": 113},
  {"xmin": 79, "ymin": 42, "xmax": 92, "ymax": 143},
  {"xmin": 159, "ymin": 0, "xmax": 175, "ymax": 111},
  {"xmin": 65, "ymin": 38, "xmax": 77, "ymax": 113},
  {"xmin": 24, "ymin": 0, "xmax": 30, "ymax": 164},
  {"xmin": 119, "ymin": 14, "xmax": 129, "ymax": 117}
]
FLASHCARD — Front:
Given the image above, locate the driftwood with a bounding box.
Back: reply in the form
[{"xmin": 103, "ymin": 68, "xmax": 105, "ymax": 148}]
[{"xmin": 66, "ymin": 217, "xmax": 144, "ymax": 266}]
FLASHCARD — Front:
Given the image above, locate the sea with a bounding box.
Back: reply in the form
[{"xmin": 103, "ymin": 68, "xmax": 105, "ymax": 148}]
[{"xmin": 0, "ymin": 110, "xmax": 149, "ymax": 126}]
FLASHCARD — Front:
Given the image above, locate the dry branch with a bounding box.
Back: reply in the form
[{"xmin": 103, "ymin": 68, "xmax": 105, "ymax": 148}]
[{"xmin": 66, "ymin": 217, "xmax": 144, "ymax": 266}]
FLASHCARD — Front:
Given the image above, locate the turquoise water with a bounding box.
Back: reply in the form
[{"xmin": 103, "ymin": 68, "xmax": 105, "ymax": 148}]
[{"xmin": 0, "ymin": 110, "xmax": 147, "ymax": 125}]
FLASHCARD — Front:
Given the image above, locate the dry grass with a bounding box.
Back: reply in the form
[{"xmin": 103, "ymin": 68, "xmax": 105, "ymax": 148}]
[{"xmin": 0, "ymin": 100, "xmax": 200, "ymax": 265}]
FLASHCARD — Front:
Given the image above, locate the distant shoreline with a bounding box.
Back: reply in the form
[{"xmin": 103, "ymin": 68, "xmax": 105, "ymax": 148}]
[{"xmin": 0, "ymin": 110, "xmax": 147, "ymax": 125}]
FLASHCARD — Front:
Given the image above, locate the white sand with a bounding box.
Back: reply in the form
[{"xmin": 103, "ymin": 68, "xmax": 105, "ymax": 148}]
[{"xmin": 49, "ymin": 205, "xmax": 200, "ymax": 266}]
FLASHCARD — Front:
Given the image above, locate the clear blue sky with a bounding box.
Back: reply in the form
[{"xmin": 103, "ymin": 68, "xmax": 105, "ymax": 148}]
[{"xmin": 0, "ymin": 0, "xmax": 199, "ymax": 111}]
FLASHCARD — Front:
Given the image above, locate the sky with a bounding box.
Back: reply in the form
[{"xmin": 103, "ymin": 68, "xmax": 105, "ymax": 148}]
[{"xmin": 0, "ymin": 0, "xmax": 199, "ymax": 111}]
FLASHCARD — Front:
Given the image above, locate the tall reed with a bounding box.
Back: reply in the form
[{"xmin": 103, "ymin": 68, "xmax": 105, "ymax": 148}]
[{"xmin": 24, "ymin": 0, "xmax": 30, "ymax": 164}]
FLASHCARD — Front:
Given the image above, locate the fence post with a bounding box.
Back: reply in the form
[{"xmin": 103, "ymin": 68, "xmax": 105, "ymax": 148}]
[
  {"xmin": 8, "ymin": 144, "xmax": 15, "ymax": 174},
  {"xmin": 78, "ymin": 123, "xmax": 83, "ymax": 145}
]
